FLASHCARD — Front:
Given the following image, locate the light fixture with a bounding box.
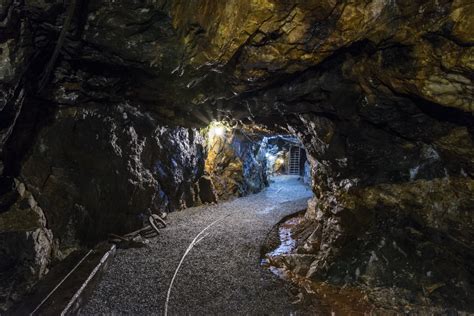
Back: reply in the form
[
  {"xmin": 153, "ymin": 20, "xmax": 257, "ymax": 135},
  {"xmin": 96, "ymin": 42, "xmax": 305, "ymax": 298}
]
[
  {"xmin": 212, "ymin": 126, "xmax": 225, "ymax": 137},
  {"xmin": 208, "ymin": 122, "xmax": 227, "ymax": 139}
]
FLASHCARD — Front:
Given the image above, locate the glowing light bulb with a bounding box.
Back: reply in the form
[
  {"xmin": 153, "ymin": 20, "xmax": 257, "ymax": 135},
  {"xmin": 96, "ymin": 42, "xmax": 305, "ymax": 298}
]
[
  {"xmin": 208, "ymin": 123, "xmax": 226, "ymax": 139},
  {"xmin": 213, "ymin": 126, "xmax": 225, "ymax": 137}
]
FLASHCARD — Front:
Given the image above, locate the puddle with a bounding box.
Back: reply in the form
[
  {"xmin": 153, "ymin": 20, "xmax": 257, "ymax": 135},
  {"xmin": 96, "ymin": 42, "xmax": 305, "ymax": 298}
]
[
  {"xmin": 261, "ymin": 214, "xmax": 304, "ymax": 278},
  {"xmin": 267, "ymin": 215, "xmax": 303, "ymax": 257},
  {"xmin": 262, "ymin": 214, "xmax": 375, "ymax": 315}
]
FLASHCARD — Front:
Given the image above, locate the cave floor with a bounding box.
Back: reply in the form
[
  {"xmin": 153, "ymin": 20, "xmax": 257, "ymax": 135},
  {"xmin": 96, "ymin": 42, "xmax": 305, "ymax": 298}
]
[{"xmin": 81, "ymin": 176, "xmax": 314, "ymax": 315}]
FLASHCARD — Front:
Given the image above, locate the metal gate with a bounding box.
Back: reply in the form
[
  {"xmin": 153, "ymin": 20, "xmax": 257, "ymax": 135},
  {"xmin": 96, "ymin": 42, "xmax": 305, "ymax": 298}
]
[{"xmin": 288, "ymin": 146, "xmax": 301, "ymax": 175}]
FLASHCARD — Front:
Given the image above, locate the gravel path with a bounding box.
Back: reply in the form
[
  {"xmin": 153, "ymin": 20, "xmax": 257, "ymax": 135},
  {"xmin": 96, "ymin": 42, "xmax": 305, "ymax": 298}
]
[{"xmin": 81, "ymin": 176, "xmax": 313, "ymax": 315}]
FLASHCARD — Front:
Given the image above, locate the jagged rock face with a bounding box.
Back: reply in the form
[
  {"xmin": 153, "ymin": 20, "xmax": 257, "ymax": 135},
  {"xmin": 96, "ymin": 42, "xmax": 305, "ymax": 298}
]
[
  {"xmin": 197, "ymin": 175, "xmax": 217, "ymax": 204},
  {"xmin": 77, "ymin": 0, "xmax": 472, "ymax": 114},
  {"xmin": 0, "ymin": 180, "xmax": 53, "ymax": 311},
  {"xmin": 1, "ymin": 101, "xmax": 210, "ymax": 309},
  {"xmin": 20, "ymin": 104, "xmax": 206, "ymax": 251},
  {"xmin": 205, "ymin": 130, "xmax": 266, "ymax": 200},
  {"xmin": 285, "ymin": 90, "xmax": 474, "ymax": 310},
  {"xmin": 230, "ymin": 133, "xmax": 268, "ymax": 196}
]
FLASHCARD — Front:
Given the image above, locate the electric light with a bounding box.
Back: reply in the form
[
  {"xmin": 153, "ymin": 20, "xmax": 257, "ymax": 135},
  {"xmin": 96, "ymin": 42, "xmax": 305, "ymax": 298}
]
[
  {"xmin": 276, "ymin": 158, "xmax": 284, "ymax": 164},
  {"xmin": 213, "ymin": 126, "xmax": 225, "ymax": 137},
  {"xmin": 208, "ymin": 122, "xmax": 227, "ymax": 139}
]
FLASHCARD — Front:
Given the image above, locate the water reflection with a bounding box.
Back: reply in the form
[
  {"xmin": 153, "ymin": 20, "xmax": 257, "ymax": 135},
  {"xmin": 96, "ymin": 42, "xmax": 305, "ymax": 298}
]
[{"xmin": 262, "ymin": 214, "xmax": 375, "ymax": 315}]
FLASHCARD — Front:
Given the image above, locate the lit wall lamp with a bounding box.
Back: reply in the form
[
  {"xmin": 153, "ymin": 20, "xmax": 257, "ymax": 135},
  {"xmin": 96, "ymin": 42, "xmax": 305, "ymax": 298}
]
[
  {"xmin": 212, "ymin": 126, "xmax": 225, "ymax": 137},
  {"xmin": 208, "ymin": 122, "xmax": 227, "ymax": 139}
]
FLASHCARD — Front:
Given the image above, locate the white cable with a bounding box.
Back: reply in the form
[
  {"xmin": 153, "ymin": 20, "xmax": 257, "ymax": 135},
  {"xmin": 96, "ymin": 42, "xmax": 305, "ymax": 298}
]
[{"xmin": 164, "ymin": 215, "xmax": 229, "ymax": 316}]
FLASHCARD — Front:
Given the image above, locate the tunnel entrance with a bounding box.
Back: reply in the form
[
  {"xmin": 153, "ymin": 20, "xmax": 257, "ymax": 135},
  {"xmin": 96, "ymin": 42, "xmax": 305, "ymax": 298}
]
[
  {"xmin": 259, "ymin": 135, "xmax": 308, "ymax": 179},
  {"xmin": 202, "ymin": 120, "xmax": 311, "ymax": 206}
]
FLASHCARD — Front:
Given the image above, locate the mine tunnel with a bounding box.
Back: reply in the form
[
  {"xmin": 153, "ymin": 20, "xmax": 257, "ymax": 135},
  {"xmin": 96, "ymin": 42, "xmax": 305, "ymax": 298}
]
[{"xmin": 1, "ymin": 1, "xmax": 473, "ymax": 315}]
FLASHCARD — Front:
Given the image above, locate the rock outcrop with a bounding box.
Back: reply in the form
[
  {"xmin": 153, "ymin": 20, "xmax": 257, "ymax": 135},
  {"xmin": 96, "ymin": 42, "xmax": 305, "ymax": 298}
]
[
  {"xmin": 1, "ymin": 102, "xmax": 208, "ymax": 310},
  {"xmin": 0, "ymin": 180, "xmax": 53, "ymax": 311},
  {"xmin": 20, "ymin": 104, "xmax": 206, "ymax": 250},
  {"xmin": 285, "ymin": 91, "xmax": 474, "ymax": 312},
  {"xmin": 204, "ymin": 126, "xmax": 267, "ymax": 200}
]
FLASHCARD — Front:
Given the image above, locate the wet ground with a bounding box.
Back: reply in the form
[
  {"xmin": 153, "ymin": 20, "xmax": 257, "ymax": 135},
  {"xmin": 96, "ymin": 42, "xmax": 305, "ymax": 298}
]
[
  {"xmin": 81, "ymin": 176, "xmax": 314, "ymax": 315},
  {"xmin": 262, "ymin": 213, "xmax": 376, "ymax": 315}
]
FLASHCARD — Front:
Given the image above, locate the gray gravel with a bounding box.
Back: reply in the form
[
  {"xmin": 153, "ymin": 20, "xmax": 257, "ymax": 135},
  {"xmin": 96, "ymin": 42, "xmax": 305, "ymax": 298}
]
[{"xmin": 81, "ymin": 176, "xmax": 314, "ymax": 315}]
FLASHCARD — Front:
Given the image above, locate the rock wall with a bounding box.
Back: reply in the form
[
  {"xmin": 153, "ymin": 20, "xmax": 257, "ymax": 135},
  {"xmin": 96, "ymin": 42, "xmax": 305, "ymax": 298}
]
[
  {"xmin": 20, "ymin": 104, "xmax": 206, "ymax": 251},
  {"xmin": 231, "ymin": 133, "xmax": 268, "ymax": 196},
  {"xmin": 0, "ymin": 103, "xmax": 207, "ymax": 311},
  {"xmin": 282, "ymin": 87, "xmax": 474, "ymax": 311},
  {"xmin": 0, "ymin": 180, "xmax": 54, "ymax": 311},
  {"xmin": 204, "ymin": 128, "xmax": 267, "ymax": 201}
]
